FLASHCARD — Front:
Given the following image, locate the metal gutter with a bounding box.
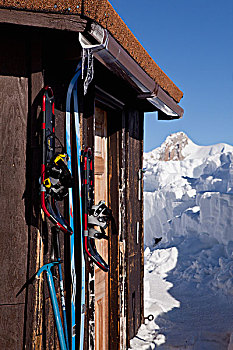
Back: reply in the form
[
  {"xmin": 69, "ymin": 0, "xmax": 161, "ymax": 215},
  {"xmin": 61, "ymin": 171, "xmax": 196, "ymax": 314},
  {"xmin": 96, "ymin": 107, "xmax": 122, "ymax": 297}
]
[{"xmin": 79, "ymin": 22, "xmax": 184, "ymax": 119}]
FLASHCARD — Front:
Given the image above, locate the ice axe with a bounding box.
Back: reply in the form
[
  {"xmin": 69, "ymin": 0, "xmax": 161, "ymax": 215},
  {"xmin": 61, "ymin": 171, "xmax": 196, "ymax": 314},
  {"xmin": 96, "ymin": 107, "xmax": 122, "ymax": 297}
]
[
  {"xmin": 36, "ymin": 262, "xmax": 68, "ymax": 350},
  {"xmin": 16, "ymin": 261, "xmax": 68, "ymax": 350}
]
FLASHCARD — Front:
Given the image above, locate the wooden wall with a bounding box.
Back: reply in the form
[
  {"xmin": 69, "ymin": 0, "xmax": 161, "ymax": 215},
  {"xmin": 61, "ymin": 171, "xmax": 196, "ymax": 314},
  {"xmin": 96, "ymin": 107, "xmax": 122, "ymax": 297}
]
[
  {"xmin": 0, "ymin": 22, "xmax": 145, "ymax": 350},
  {"xmin": 0, "ymin": 24, "xmax": 29, "ymax": 350}
]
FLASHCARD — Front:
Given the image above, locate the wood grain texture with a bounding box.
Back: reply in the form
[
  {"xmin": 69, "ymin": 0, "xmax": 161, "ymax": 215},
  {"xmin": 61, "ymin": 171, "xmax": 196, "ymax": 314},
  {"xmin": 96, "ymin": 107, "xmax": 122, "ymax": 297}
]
[
  {"xmin": 0, "ymin": 41, "xmax": 28, "ymax": 348},
  {"xmin": 0, "ymin": 304, "xmax": 25, "ymax": 349},
  {"xmin": 24, "ymin": 34, "xmax": 45, "ymax": 349},
  {"xmin": 0, "ymin": 8, "xmax": 87, "ymax": 32},
  {"xmin": 119, "ymin": 110, "xmax": 127, "ymax": 349},
  {"xmin": 94, "ymin": 106, "xmax": 109, "ymax": 350},
  {"xmin": 108, "ymin": 109, "xmax": 121, "ymax": 350},
  {"xmin": 0, "ymin": 77, "xmax": 28, "ymax": 304},
  {"xmin": 125, "ymin": 107, "xmax": 144, "ymax": 344}
]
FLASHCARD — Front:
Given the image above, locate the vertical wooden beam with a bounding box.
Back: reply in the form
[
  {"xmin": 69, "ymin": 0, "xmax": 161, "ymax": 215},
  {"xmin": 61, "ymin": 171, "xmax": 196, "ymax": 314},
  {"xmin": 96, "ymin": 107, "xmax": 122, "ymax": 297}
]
[
  {"xmin": 108, "ymin": 109, "xmax": 121, "ymax": 350},
  {"xmin": 25, "ymin": 30, "xmax": 45, "ymax": 350},
  {"xmin": 140, "ymin": 116, "xmax": 144, "ymax": 327},
  {"xmin": 119, "ymin": 110, "xmax": 127, "ymax": 350},
  {"xmin": 125, "ymin": 107, "xmax": 144, "ymax": 346},
  {"xmin": 0, "ymin": 25, "xmax": 32, "ymax": 349}
]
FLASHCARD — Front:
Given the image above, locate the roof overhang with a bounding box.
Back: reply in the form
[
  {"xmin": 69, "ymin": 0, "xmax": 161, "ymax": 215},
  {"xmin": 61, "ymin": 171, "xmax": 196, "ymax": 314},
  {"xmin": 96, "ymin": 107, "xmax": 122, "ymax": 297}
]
[{"xmin": 80, "ymin": 23, "xmax": 184, "ymax": 119}]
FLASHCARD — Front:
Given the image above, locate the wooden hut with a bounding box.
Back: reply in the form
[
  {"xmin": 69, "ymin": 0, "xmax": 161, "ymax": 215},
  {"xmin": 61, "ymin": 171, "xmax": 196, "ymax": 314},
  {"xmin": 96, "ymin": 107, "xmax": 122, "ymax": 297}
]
[{"xmin": 0, "ymin": 1, "xmax": 184, "ymax": 349}]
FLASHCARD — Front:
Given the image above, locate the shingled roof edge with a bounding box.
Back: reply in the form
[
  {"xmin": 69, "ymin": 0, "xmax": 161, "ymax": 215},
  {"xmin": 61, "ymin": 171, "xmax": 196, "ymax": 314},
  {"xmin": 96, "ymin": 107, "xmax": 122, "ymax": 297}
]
[
  {"xmin": 0, "ymin": 0, "xmax": 183, "ymax": 103},
  {"xmin": 82, "ymin": 0, "xmax": 183, "ymax": 103}
]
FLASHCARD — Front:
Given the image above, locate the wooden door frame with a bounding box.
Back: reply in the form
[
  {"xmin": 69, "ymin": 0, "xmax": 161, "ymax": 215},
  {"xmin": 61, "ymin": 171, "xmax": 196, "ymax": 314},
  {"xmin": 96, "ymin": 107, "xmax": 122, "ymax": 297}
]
[{"xmin": 81, "ymin": 82, "xmax": 124, "ymax": 350}]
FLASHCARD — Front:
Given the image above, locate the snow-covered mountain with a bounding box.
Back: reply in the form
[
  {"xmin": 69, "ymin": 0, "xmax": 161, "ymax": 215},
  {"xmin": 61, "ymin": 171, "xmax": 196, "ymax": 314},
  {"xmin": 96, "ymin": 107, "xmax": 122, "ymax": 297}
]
[
  {"xmin": 144, "ymin": 131, "xmax": 233, "ymax": 162},
  {"xmin": 144, "ymin": 132, "xmax": 233, "ymax": 247},
  {"xmin": 130, "ymin": 132, "xmax": 233, "ymax": 350}
]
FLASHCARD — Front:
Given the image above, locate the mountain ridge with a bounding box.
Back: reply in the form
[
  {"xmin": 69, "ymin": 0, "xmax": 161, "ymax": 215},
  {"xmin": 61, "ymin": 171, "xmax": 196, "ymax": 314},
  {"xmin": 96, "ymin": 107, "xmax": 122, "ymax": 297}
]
[{"xmin": 144, "ymin": 132, "xmax": 233, "ymax": 162}]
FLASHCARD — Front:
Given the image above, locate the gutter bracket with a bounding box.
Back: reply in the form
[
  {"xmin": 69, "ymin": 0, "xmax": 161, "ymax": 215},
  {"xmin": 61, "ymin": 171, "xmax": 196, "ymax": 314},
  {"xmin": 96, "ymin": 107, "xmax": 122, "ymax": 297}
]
[{"xmin": 137, "ymin": 93, "xmax": 154, "ymax": 99}]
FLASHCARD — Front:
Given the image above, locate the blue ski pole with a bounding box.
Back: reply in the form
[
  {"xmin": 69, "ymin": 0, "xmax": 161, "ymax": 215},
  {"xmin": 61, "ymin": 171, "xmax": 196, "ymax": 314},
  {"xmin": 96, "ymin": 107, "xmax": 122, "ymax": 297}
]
[{"xmin": 66, "ymin": 62, "xmax": 82, "ymax": 350}]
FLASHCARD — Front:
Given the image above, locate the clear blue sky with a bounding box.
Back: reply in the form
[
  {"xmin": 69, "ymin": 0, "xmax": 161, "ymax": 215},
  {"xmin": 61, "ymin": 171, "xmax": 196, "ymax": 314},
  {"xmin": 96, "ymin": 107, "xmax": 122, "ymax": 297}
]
[{"xmin": 109, "ymin": 0, "xmax": 233, "ymax": 152}]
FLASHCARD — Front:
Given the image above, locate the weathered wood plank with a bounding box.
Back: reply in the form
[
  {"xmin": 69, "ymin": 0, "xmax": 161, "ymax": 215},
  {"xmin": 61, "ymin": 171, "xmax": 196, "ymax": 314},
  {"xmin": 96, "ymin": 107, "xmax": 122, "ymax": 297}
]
[
  {"xmin": 0, "ymin": 8, "xmax": 87, "ymax": 32},
  {"xmin": 0, "ymin": 77, "xmax": 28, "ymax": 306},
  {"xmin": 24, "ymin": 34, "xmax": 45, "ymax": 349},
  {"xmin": 140, "ymin": 120, "xmax": 144, "ymax": 327},
  {"xmin": 0, "ymin": 32, "xmax": 28, "ymax": 348},
  {"xmin": 126, "ymin": 107, "xmax": 144, "ymax": 344},
  {"xmin": 108, "ymin": 109, "xmax": 121, "ymax": 350},
  {"xmin": 94, "ymin": 106, "xmax": 109, "ymax": 350},
  {"xmin": 0, "ymin": 304, "xmax": 25, "ymax": 349},
  {"xmin": 119, "ymin": 110, "xmax": 127, "ymax": 349}
]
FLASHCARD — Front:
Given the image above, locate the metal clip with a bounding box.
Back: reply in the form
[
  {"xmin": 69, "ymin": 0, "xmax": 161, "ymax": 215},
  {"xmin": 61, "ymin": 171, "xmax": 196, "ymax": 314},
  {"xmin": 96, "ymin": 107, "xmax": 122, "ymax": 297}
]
[{"xmin": 138, "ymin": 169, "xmax": 145, "ymax": 201}]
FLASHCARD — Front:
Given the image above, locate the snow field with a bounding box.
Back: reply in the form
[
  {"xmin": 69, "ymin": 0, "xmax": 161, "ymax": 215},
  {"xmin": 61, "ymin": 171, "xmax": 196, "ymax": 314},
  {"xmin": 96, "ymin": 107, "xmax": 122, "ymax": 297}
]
[{"xmin": 130, "ymin": 133, "xmax": 233, "ymax": 349}]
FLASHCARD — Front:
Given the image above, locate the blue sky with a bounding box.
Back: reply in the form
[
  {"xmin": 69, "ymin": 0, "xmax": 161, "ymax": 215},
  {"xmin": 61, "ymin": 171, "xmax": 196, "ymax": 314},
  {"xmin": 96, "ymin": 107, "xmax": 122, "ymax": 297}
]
[{"xmin": 109, "ymin": 0, "xmax": 233, "ymax": 152}]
